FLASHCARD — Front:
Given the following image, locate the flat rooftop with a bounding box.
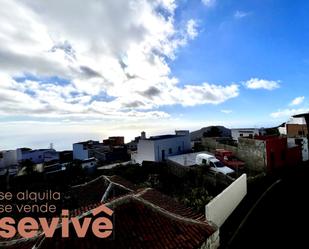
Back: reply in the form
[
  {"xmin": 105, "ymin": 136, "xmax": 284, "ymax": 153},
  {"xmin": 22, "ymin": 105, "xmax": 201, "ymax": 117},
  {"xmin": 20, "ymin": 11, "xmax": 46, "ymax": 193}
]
[
  {"xmin": 167, "ymin": 151, "xmax": 213, "ymax": 167},
  {"xmin": 147, "ymin": 134, "xmax": 184, "ymax": 141}
]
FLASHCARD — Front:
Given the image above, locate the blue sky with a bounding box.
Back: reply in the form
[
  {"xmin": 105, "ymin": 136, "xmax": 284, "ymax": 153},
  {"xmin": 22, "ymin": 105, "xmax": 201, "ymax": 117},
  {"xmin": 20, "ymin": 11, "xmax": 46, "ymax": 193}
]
[
  {"xmin": 0, "ymin": 0, "xmax": 309, "ymax": 150},
  {"xmin": 169, "ymin": 0, "xmax": 309, "ymax": 123}
]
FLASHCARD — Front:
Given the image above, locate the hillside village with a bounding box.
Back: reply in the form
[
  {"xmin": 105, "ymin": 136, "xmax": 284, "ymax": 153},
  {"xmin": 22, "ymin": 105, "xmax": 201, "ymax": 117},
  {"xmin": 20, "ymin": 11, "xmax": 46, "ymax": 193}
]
[{"xmin": 0, "ymin": 113, "xmax": 309, "ymax": 249}]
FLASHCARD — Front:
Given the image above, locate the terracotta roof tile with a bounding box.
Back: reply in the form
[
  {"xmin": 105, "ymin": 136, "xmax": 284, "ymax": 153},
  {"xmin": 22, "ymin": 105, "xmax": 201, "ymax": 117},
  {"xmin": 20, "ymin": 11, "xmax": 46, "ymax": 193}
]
[
  {"xmin": 3, "ymin": 176, "xmax": 215, "ymax": 249},
  {"xmin": 138, "ymin": 188, "xmax": 206, "ymax": 222},
  {"xmin": 36, "ymin": 197, "xmax": 214, "ymax": 249},
  {"xmin": 106, "ymin": 175, "xmax": 139, "ymax": 191}
]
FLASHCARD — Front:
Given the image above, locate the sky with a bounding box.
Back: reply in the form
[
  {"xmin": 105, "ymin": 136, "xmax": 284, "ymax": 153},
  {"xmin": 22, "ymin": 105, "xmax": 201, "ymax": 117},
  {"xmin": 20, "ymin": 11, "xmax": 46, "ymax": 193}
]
[{"xmin": 1, "ymin": 0, "xmax": 309, "ymax": 150}]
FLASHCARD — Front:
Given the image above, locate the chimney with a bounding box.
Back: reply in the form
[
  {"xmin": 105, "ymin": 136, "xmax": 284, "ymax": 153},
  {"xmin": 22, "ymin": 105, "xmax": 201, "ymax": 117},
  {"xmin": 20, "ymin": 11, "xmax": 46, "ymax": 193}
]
[{"xmin": 141, "ymin": 131, "xmax": 146, "ymax": 140}]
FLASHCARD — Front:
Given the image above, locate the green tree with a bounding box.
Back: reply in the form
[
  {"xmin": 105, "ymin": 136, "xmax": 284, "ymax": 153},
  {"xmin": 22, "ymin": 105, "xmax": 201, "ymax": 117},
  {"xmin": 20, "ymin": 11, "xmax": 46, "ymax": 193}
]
[
  {"xmin": 203, "ymin": 126, "xmax": 222, "ymax": 137},
  {"xmin": 20, "ymin": 159, "xmax": 34, "ymax": 175}
]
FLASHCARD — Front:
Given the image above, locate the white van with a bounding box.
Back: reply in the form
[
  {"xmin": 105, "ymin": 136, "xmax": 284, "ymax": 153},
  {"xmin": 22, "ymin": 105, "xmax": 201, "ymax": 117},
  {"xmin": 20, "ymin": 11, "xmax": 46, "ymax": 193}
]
[{"xmin": 196, "ymin": 153, "xmax": 234, "ymax": 175}]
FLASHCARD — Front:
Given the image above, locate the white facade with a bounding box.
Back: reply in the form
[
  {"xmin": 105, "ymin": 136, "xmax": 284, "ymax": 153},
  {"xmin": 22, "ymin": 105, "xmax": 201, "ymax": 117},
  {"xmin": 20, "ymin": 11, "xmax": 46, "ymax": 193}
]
[
  {"xmin": 73, "ymin": 140, "xmax": 108, "ymax": 160},
  {"xmin": 0, "ymin": 150, "xmax": 19, "ymax": 168},
  {"xmin": 135, "ymin": 131, "xmax": 191, "ymax": 164},
  {"xmin": 73, "ymin": 142, "xmax": 90, "ymax": 160},
  {"xmin": 278, "ymin": 126, "xmax": 287, "ymax": 135},
  {"xmin": 19, "ymin": 149, "xmax": 59, "ymax": 164},
  {"xmin": 231, "ymin": 128, "xmax": 265, "ymax": 141}
]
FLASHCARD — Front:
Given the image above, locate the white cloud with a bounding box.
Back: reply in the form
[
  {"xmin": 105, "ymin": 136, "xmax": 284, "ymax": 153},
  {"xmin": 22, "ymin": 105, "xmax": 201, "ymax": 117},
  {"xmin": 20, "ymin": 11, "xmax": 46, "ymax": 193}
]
[
  {"xmin": 290, "ymin": 96, "xmax": 305, "ymax": 106},
  {"xmin": 270, "ymin": 108, "xmax": 309, "ymax": 118},
  {"xmin": 201, "ymin": 0, "xmax": 216, "ymax": 7},
  {"xmin": 221, "ymin": 109, "xmax": 233, "ymax": 114},
  {"xmin": 0, "ymin": 0, "xmax": 239, "ymax": 121},
  {"xmin": 244, "ymin": 78, "xmax": 280, "ymax": 90},
  {"xmin": 234, "ymin": 10, "xmax": 250, "ymax": 19},
  {"xmin": 186, "ymin": 19, "xmax": 198, "ymax": 39}
]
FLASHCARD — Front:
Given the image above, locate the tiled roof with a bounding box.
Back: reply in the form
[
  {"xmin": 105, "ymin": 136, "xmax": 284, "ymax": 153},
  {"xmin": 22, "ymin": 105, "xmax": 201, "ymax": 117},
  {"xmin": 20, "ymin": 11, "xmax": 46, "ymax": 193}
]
[
  {"xmin": 36, "ymin": 197, "xmax": 215, "ymax": 249},
  {"xmin": 64, "ymin": 175, "xmax": 136, "ymax": 210},
  {"xmin": 137, "ymin": 188, "xmax": 206, "ymax": 221},
  {"xmin": 106, "ymin": 175, "xmax": 139, "ymax": 191},
  {"xmin": 0, "ymin": 236, "xmax": 43, "ymax": 249},
  {"xmin": 63, "ymin": 176, "xmax": 109, "ymax": 209},
  {"xmin": 3, "ymin": 176, "xmax": 215, "ymax": 249}
]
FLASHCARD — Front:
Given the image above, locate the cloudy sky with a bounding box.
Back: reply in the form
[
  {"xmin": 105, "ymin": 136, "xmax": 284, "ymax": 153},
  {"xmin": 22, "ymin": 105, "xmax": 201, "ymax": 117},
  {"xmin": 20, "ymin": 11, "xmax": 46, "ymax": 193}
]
[{"xmin": 1, "ymin": 0, "xmax": 309, "ymax": 150}]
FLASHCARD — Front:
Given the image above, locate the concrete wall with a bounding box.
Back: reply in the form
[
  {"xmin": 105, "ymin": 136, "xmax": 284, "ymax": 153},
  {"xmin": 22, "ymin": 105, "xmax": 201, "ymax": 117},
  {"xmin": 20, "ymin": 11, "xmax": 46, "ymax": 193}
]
[
  {"xmin": 73, "ymin": 143, "xmax": 89, "ymax": 160},
  {"xmin": 205, "ymin": 174, "xmax": 247, "ymax": 228},
  {"xmin": 288, "ymin": 137, "xmax": 309, "ymax": 161},
  {"xmin": 201, "ymin": 230, "xmax": 220, "ymax": 249},
  {"xmin": 0, "ymin": 150, "xmax": 18, "ymax": 167},
  {"xmin": 286, "ymin": 124, "xmax": 308, "ymax": 137},
  {"xmin": 153, "ymin": 136, "xmax": 191, "ymax": 161},
  {"xmin": 21, "ymin": 149, "xmax": 58, "ymax": 164},
  {"xmin": 202, "ymin": 138, "xmax": 267, "ymax": 172},
  {"xmin": 136, "ymin": 140, "xmax": 155, "ymax": 164},
  {"xmin": 231, "ymin": 128, "xmax": 262, "ymax": 141}
]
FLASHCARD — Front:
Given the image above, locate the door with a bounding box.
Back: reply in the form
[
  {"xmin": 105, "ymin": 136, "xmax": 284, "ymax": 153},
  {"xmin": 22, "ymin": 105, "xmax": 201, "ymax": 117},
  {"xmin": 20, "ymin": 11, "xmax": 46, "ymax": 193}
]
[{"xmin": 161, "ymin": 150, "xmax": 165, "ymax": 161}]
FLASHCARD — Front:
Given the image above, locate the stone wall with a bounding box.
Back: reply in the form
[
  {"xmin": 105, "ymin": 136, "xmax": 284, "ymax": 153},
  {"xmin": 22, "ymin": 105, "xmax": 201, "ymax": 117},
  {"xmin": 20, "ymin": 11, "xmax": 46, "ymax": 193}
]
[{"xmin": 202, "ymin": 137, "xmax": 267, "ymax": 173}]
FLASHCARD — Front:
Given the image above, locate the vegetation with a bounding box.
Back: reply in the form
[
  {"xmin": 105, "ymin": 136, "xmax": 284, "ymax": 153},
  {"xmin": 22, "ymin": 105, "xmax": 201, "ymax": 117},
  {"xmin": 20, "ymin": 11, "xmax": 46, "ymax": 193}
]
[
  {"xmin": 19, "ymin": 159, "xmax": 35, "ymax": 175},
  {"xmin": 203, "ymin": 126, "xmax": 222, "ymax": 137}
]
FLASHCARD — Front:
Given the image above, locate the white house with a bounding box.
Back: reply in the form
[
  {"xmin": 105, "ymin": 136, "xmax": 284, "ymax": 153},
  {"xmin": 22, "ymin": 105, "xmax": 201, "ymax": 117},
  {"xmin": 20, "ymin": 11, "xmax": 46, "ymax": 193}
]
[
  {"xmin": 73, "ymin": 140, "xmax": 108, "ymax": 161},
  {"xmin": 134, "ymin": 130, "xmax": 191, "ymax": 164},
  {"xmin": 278, "ymin": 117, "xmax": 307, "ymax": 136},
  {"xmin": 0, "ymin": 148, "xmax": 59, "ymax": 168},
  {"xmin": 231, "ymin": 128, "xmax": 266, "ymax": 142},
  {"xmin": 0, "ymin": 150, "xmax": 19, "ymax": 168},
  {"xmin": 18, "ymin": 148, "xmax": 59, "ymax": 164}
]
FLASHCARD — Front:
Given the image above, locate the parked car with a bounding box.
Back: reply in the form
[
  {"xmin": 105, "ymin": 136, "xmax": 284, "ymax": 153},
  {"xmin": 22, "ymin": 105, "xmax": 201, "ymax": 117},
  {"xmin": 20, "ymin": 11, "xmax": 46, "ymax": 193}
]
[
  {"xmin": 196, "ymin": 153, "xmax": 234, "ymax": 175},
  {"xmin": 214, "ymin": 149, "xmax": 245, "ymax": 170}
]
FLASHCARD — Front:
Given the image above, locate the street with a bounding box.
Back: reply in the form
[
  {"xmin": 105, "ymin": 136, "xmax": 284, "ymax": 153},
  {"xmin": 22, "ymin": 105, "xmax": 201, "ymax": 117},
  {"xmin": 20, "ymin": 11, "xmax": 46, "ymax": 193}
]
[{"xmin": 226, "ymin": 166, "xmax": 309, "ymax": 248}]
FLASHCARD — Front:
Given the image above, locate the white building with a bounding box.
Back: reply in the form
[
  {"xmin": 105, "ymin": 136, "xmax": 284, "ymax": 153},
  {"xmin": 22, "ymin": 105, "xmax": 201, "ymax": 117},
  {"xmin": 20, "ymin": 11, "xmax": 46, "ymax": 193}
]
[
  {"xmin": 73, "ymin": 140, "xmax": 108, "ymax": 161},
  {"xmin": 231, "ymin": 128, "xmax": 266, "ymax": 141},
  {"xmin": 0, "ymin": 148, "xmax": 59, "ymax": 168},
  {"xmin": 18, "ymin": 148, "xmax": 59, "ymax": 164},
  {"xmin": 278, "ymin": 117, "xmax": 307, "ymax": 136},
  {"xmin": 0, "ymin": 150, "xmax": 19, "ymax": 168},
  {"xmin": 134, "ymin": 130, "xmax": 191, "ymax": 164}
]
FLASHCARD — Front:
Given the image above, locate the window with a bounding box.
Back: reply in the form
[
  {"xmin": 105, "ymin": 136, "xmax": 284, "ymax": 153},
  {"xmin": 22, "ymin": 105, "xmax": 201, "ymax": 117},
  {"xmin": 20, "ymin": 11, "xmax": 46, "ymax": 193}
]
[
  {"xmin": 214, "ymin": 161, "xmax": 225, "ymax": 168},
  {"xmin": 202, "ymin": 159, "xmax": 206, "ymax": 165},
  {"xmin": 298, "ymin": 130, "xmax": 304, "ymax": 136},
  {"xmin": 168, "ymin": 148, "xmax": 172, "ymax": 154},
  {"xmin": 240, "ymin": 134, "xmax": 243, "ymax": 137},
  {"xmin": 178, "ymin": 146, "xmax": 181, "ymax": 152},
  {"xmin": 161, "ymin": 150, "xmax": 165, "ymax": 160}
]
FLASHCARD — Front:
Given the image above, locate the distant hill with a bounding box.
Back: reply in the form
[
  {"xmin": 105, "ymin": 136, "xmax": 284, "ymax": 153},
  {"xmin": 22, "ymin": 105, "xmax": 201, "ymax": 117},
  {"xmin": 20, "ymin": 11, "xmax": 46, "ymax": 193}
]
[{"xmin": 190, "ymin": 126, "xmax": 231, "ymax": 141}]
